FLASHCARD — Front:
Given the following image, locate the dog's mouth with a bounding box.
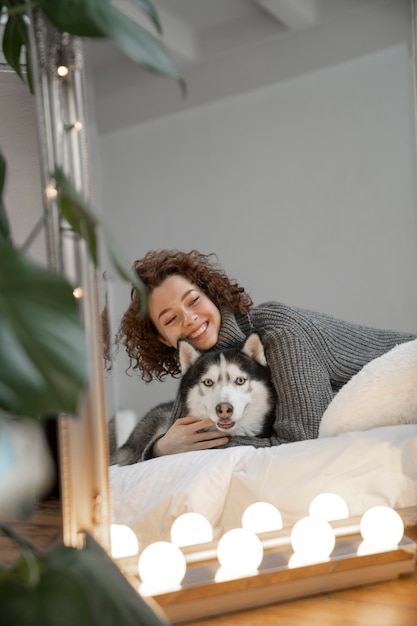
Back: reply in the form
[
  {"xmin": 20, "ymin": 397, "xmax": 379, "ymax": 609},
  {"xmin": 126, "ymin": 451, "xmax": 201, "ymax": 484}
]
[{"xmin": 216, "ymin": 420, "xmax": 236, "ymax": 431}]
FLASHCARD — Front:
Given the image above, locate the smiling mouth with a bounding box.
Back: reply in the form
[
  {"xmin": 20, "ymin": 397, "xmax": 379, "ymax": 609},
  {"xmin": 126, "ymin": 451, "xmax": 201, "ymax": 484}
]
[
  {"xmin": 216, "ymin": 420, "xmax": 235, "ymax": 431},
  {"xmin": 188, "ymin": 322, "xmax": 208, "ymax": 340}
]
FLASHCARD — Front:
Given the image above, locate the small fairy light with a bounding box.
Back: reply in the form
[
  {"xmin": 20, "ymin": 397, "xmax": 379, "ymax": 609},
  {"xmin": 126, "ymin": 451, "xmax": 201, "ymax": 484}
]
[
  {"xmin": 110, "ymin": 524, "xmax": 139, "ymax": 559},
  {"xmin": 216, "ymin": 528, "xmax": 263, "ymax": 577},
  {"xmin": 64, "ymin": 121, "xmax": 83, "ymax": 132},
  {"xmin": 45, "ymin": 183, "xmax": 58, "ymax": 200},
  {"xmin": 359, "ymin": 506, "xmax": 404, "ymax": 551},
  {"xmin": 72, "ymin": 286, "xmax": 83, "ymax": 299},
  {"xmin": 241, "ymin": 502, "xmax": 283, "ymax": 534},
  {"xmin": 309, "ymin": 493, "xmax": 349, "ymax": 522},
  {"xmin": 56, "ymin": 63, "xmax": 69, "ymax": 77},
  {"xmin": 170, "ymin": 512, "xmax": 213, "ymax": 547},
  {"xmin": 290, "ymin": 516, "xmax": 335, "ymax": 565},
  {"xmin": 138, "ymin": 541, "xmax": 187, "ymax": 595}
]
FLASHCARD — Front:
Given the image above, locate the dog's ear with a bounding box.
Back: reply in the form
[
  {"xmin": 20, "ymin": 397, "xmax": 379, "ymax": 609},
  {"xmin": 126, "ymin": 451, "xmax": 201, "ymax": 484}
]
[
  {"xmin": 178, "ymin": 339, "xmax": 202, "ymax": 373},
  {"xmin": 242, "ymin": 333, "xmax": 267, "ymax": 366}
]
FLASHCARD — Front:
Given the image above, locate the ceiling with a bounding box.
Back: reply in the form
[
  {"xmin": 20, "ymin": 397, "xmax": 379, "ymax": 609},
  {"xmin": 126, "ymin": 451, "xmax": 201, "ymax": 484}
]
[
  {"xmin": 89, "ymin": 0, "xmax": 390, "ymax": 78},
  {"xmin": 87, "ymin": 0, "xmax": 404, "ymax": 131}
]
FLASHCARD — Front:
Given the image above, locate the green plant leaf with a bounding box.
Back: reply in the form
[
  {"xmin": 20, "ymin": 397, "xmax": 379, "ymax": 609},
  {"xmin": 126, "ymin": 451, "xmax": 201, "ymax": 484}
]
[
  {"xmin": 122, "ymin": 0, "xmax": 163, "ymax": 34},
  {"xmin": 0, "ymin": 152, "xmax": 12, "ymax": 244},
  {"xmin": 0, "ymin": 245, "xmax": 87, "ymax": 418},
  {"xmin": 0, "ymin": 535, "xmax": 169, "ymax": 626},
  {"xmin": 54, "ymin": 169, "xmax": 99, "ymax": 266},
  {"xmin": 38, "ymin": 0, "xmax": 182, "ymax": 83},
  {"xmin": 2, "ymin": 11, "xmax": 32, "ymax": 87}
]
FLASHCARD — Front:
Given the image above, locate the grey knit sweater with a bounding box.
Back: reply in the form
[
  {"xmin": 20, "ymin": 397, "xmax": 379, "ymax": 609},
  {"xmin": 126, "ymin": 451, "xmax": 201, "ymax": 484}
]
[{"xmin": 141, "ymin": 303, "xmax": 416, "ymax": 460}]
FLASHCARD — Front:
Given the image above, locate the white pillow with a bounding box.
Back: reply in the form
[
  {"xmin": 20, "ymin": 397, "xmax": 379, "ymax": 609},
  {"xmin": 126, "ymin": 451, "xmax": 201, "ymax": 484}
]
[{"xmin": 319, "ymin": 339, "xmax": 417, "ymax": 437}]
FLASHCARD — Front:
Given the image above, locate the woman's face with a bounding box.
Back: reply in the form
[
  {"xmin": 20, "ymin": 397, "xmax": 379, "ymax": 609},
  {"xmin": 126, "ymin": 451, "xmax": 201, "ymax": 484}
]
[{"xmin": 148, "ymin": 274, "xmax": 221, "ymax": 350}]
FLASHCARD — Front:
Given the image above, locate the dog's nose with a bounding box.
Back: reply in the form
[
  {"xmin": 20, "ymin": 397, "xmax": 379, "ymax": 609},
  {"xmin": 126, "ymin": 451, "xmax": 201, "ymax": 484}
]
[{"xmin": 216, "ymin": 403, "xmax": 234, "ymax": 418}]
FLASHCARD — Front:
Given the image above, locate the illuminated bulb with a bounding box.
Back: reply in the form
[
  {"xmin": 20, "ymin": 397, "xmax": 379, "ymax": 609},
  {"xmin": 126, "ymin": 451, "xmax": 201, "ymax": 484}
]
[
  {"xmin": 72, "ymin": 286, "xmax": 83, "ymax": 299},
  {"xmin": 217, "ymin": 528, "xmax": 263, "ymax": 576},
  {"xmin": 241, "ymin": 502, "xmax": 283, "ymax": 533},
  {"xmin": 138, "ymin": 541, "xmax": 186, "ymax": 594},
  {"xmin": 110, "ymin": 524, "xmax": 139, "ymax": 558},
  {"xmin": 73, "ymin": 120, "xmax": 83, "ymax": 131},
  {"xmin": 360, "ymin": 506, "xmax": 404, "ymax": 550},
  {"xmin": 309, "ymin": 493, "xmax": 349, "ymax": 521},
  {"xmin": 290, "ymin": 516, "xmax": 335, "ymax": 563},
  {"xmin": 45, "ymin": 183, "xmax": 58, "ymax": 200},
  {"xmin": 170, "ymin": 512, "xmax": 213, "ymax": 547},
  {"xmin": 56, "ymin": 64, "xmax": 69, "ymax": 77}
]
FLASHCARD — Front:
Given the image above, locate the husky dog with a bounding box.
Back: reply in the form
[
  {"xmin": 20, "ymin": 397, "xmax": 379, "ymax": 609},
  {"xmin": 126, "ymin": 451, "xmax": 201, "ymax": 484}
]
[{"xmin": 117, "ymin": 333, "xmax": 276, "ymax": 466}]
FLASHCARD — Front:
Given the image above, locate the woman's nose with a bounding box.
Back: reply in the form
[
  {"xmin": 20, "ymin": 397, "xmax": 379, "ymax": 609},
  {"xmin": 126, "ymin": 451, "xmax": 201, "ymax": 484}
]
[{"xmin": 182, "ymin": 310, "xmax": 197, "ymax": 325}]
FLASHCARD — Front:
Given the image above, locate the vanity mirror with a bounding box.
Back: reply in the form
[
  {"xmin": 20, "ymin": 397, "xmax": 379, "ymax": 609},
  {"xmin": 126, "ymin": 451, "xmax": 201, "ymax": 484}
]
[{"xmin": 1, "ymin": 1, "xmax": 417, "ymax": 624}]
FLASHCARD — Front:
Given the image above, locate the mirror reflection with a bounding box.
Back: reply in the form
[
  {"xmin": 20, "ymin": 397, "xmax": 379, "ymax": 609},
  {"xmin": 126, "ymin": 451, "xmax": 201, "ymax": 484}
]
[{"xmin": 85, "ymin": 0, "xmax": 417, "ymax": 546}]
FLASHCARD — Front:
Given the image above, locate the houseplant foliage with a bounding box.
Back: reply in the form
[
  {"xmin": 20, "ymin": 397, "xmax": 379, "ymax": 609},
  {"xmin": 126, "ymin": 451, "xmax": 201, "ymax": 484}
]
[{"xmin": 0, "ymin": 1, "xmax": 181, "ymax": 624}]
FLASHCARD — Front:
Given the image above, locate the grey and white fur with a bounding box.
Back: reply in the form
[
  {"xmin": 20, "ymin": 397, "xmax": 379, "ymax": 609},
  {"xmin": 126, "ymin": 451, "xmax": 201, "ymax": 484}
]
[{"xmin": 116, "ymin": 332, "xmax": 276, "ymax": 466}]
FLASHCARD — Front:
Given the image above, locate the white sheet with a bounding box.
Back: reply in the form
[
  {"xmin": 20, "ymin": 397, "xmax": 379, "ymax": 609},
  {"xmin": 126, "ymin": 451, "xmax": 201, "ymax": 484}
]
[{"xmin": 109, "ymin": 425, "xmax": 417, "ymax": 548}]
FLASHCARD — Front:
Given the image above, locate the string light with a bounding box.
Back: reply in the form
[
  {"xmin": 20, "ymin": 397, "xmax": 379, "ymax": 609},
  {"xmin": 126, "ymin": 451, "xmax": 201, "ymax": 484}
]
[
  {"xmin": 56, "ymin": 63, "xmax": 69, "ymax": 77},
  {"xmin": 72, "ymin": 287, "xmax": 83, "ymax": 299},
  {"xmin": 45, "ymin": 183, "xmax": 58, "ymax": 200},
  {"xmin": 64, "ymin": 121, "xmax": 83, "ymax": 132}
]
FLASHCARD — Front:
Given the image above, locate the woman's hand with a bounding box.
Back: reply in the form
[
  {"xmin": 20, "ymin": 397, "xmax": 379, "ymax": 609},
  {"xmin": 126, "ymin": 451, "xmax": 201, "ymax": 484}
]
[{"xmin": 152, "ymin": 416, "xmax": 229, "ymax": 457}]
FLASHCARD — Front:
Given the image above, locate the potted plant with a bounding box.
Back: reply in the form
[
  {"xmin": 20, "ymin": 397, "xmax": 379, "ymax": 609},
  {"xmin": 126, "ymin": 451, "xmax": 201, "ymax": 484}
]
[{"xmin": 0, "ymin": 1, "xmax": 182, "ymax": 623}]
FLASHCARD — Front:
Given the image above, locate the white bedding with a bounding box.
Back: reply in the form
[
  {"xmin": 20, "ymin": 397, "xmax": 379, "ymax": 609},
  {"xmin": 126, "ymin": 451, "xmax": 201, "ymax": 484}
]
[{"xmin": 109, "ymin": 425, "xmax": 417, "ymax": 548}]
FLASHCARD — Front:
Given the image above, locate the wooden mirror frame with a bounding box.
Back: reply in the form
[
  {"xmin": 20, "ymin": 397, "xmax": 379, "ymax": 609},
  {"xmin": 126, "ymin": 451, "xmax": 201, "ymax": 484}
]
[{"xmin": 28, "ymin": 9, "xmax": 111, "ymax": 552}]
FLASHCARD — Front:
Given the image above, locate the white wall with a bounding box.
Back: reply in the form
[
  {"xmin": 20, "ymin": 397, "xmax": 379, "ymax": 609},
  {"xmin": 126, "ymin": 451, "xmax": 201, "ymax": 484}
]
[
  {"xmin": 0, "ymin": 71, "xmax": 45, "ymax": 264},
  {"xmin": 97, "ymin": 17, "xmax": 417, "ymax": 418}
]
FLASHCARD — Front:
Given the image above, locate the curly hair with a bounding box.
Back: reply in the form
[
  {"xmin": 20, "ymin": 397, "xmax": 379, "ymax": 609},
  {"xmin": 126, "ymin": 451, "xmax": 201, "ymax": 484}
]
[{"xmin": 115, "ymin": 249, "xmax": 253, "ymax": 382}]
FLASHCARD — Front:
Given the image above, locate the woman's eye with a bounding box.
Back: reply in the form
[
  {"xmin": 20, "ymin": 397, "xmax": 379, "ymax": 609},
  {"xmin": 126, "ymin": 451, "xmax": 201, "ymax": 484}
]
[
  {"xmin": 235, "ymin": 377, "xmax": 246, "ymax": 386},
  {"xmin": 164, "ymin": 316, "xmax": 176, "ymax": 326},
  {"xmin": 202, "ymin": 378, "xmax": 213, "ymax": 387},
  {"xmin": 190, "ymin": 295, "xmax": 200, "ymax": 306}
]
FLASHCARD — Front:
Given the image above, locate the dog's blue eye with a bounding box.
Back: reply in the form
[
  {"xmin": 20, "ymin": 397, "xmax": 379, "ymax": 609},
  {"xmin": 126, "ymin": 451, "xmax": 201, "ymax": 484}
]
[
  {"xmin": 235, "ymin": 377, "xmax": 246, "ymax": 386},
  {"xmin": 202, "ymin": 378, "xmax": 213, "ymax": 387}
]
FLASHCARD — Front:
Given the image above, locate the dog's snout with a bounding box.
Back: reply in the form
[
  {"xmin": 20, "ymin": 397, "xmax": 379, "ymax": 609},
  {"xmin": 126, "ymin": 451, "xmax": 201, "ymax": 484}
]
[{"xmin": 216, "ymin": 402, "xmax": 234, "ymax": 418}]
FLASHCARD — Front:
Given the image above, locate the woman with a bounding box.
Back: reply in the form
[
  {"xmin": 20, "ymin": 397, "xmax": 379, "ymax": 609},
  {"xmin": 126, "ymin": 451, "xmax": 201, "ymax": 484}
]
[{"xmin": 116, "ymin": 249, "xmax": 416, "ymax": 461}]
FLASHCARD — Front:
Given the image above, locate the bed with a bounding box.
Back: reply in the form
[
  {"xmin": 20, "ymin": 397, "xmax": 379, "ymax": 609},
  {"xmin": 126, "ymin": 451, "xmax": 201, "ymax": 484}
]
[
  {"xmin": 109, "ymin": 424, "xmax": 417, "ymax": 548},
  {"xmin": 109, "ymin": 339, "xmax": 417, "ymax": 547}
]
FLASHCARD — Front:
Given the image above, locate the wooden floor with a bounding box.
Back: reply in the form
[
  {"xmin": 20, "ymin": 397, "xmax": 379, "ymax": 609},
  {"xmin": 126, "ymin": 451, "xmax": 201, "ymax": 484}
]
[{"xmin": 1, "ymin": 502, "xmax": 416, "ymax": 626}]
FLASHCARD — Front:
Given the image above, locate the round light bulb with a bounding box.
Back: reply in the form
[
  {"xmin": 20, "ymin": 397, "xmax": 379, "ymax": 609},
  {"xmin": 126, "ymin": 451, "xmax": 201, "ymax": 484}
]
[
  {"xmin": 241, "ymin": 502, "xmax": 283, "ymax": 533},
  {"xmin": 290, "ymin": 516, "xmax": 335, "ymax": 563},
  {"xmin": 45, "ymin": 183, "xmax": 58, "ymax": 200},
  {"xmin": 309, "ymin": 493, "xmax": 349, "ymax": 521},
  {"xmin": 73, "ymin": 120, "xmax": 83, "ymax": 131},
  {"xmin": 170, "ymin": 512, "xmax": 213, "ymax": 547},
  {"xmin": 217, "ymin": 528, "xmax": 263, "ymax": 576},
  {"xmin": 57, "ymin": 64, "xmax": 69, "ymax": 77},
  {"xmin": 72, "ymin": 286, "xmax": 83, "ymax": 299},
  {"xmin": 360, "ymin": 506, "xmax": 404, "ymax": 550},
  {"xmin": 110, "ymin": 524, "xmax": 139, "ymax": 558},
  {"xmin": 138, "ymin": 541, "xmax": 186, "ymax": 594}
]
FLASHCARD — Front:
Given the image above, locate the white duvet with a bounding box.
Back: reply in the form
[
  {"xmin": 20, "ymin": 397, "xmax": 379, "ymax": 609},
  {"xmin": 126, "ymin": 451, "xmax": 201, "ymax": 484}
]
[{"xmin": 109, "ymin": 425, "xmax": 417, "ymax": 548}]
